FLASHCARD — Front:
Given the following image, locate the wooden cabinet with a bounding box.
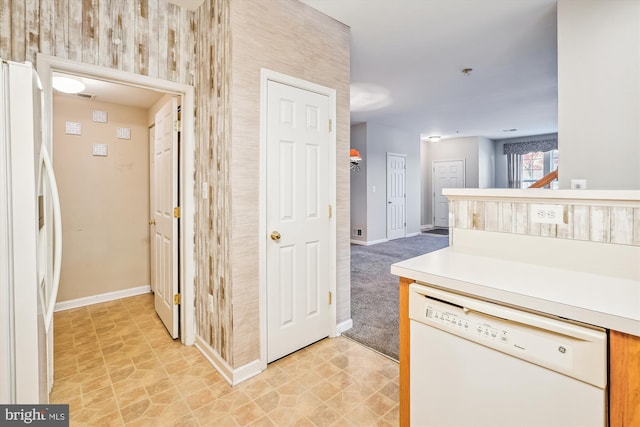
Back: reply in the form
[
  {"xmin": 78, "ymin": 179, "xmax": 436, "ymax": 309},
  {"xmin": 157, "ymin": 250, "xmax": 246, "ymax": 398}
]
[
  {"xmin": 609, "ymin": 330, "xmax": 640, "ymax": 427},
  {"xmin": 399, "ymin": 277, "xmax": 411, "ymax": 427},
  {"xmin": 399, "ymin": 278, "xmax": 640, "ymax": 427}
]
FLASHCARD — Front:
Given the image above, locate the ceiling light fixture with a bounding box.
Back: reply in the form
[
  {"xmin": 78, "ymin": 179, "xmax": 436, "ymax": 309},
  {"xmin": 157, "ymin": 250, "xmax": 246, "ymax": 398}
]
[
  {"xmin": 428, "ymin": 136, "xmax": 441, "ymax": 142},
  {"xmin": 52, "ymin": 76, "xmax": 86, "ymax": 94}
]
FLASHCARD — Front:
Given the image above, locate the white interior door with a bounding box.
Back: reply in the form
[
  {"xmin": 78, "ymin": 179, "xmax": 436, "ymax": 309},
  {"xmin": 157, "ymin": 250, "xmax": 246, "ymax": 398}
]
[
  {"xmin": 433, "ymin": 160, "xmax": 465, "ymax": 228},
  {"xmin": 266, "ymin": 80, "xmax": 331, "ymax": 362},
  {"xmin": 387, "ymin": 153, "xmax": 406, "ymax": 240},
  {"xmin": 152, "ymin": 97, "xmax": 179, "ymax": 338}
]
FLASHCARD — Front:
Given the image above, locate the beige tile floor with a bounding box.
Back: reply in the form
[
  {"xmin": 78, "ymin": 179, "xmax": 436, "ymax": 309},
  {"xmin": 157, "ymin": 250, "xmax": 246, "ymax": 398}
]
[{"xmin": 50, "ymin": 294, "xmax": 400, "ymax": 426}]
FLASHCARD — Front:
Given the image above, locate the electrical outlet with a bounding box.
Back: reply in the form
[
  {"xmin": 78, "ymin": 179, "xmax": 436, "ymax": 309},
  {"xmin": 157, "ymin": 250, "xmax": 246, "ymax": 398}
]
[
  {"xmin": 530, "ymin": 204, "xmax": 565, "ymax": 225},
  {"xmin": 571, "ymin": 179, "xmax": 587, "ymax": 190}
]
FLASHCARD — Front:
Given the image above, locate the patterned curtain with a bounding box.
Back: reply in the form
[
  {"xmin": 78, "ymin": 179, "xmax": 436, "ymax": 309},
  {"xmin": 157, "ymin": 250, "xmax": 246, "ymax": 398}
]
[
  {"xmin": 503, "ymin": 138, "xmax": 558, "ymax": 155},
  {"xmin": 507, "ymin": 153, "xmax": 523, "ymax": 188}
]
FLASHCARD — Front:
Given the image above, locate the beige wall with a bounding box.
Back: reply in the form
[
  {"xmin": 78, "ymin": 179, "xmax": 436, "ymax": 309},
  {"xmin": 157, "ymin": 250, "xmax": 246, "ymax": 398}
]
[
  {"xmin": 227, "ymin": 0, "xmax": 351, "ymax": 366},
  {"xmin": 53, "ymin": 95, "xmax": 150, "ymax": 301},
  {"xmin": 557, "ymin": 0, "xmax": 640, "ymax": 189}
]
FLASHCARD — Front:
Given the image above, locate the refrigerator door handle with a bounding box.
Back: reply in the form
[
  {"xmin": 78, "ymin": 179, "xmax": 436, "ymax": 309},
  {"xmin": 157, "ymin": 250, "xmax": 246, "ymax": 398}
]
[{"xmin": 38, "ymin": 144, "xmax": 62, "ymax": 330}]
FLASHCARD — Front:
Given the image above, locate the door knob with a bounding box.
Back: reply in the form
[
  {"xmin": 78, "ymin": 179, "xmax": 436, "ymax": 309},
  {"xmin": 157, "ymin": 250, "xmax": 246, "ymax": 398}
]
[
  {"xmin": 270, "ymin": 231, "xmax": 281, "ymax": 241},
  {"xmin": 149, "ymin": 219, "xmax": 156, "ymax": 225}
]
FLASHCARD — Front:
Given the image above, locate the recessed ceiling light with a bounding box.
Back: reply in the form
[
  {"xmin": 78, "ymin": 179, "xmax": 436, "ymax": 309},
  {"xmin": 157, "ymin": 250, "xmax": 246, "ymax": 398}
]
[
  {"xmin": 52, "ymin": 76, "xmax": 86, "ymax": 94},
  {"xmin": 428, "ymin": 136, "xmax": 441, "ymax": 142},
  {"xmin": 502, "ymin": 128, "xmax": 518, "ymax": 132}
]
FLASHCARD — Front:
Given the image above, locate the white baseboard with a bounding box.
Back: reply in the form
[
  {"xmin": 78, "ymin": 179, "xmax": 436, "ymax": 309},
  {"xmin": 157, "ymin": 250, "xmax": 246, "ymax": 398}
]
[
  {"xmin": 406, "ymin": 232, "xmax": 420, "ymax": 238},
  {"xmin": 421, "ymin": 224, "xmax": 434, "ymax": 231},
  {"xmin": 351, "ymin": 238, "xmax": 389, "ymax": 246},
  {"xmin": 336, "ymin": 318, "xmax": 353, "ymax": 335},
  {"xmin": 195, "ymin": 336, "xmax": 263, "ymax": 386},
  {"xmin": 54, "ymin": 285, "xmax": 151, "ymax": 312}
]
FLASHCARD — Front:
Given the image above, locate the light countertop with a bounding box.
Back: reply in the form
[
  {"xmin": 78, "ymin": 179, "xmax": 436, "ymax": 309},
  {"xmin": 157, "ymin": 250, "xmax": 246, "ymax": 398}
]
[
  {"xmin": 442, "ymin": 188, "xmax": 640, "ymax": 203},
  {"xmin": 391, "ymin": 247, "xmax": 640, "ymax": 337}
]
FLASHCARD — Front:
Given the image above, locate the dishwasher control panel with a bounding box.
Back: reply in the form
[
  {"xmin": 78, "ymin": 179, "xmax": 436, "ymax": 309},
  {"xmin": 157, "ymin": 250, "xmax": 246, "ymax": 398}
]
[
  {"xmin": 426, "ymin": 306, "xmax": 509, "ymax": 344},
  {"xmin": 408, "ymin": 283, "xmax": 608, "ymax": 389}
]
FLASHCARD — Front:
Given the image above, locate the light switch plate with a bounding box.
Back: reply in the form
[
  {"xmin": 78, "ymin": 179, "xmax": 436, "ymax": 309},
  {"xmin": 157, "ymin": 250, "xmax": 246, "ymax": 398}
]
[
  {"xmin": 65, "ymin": 121, "xmax": 81, "ymax": 135},
  {"xmin": 202, "ymin": 182, "xmax": 208, "ymax": 199},
  {"xmin": 92, "ymin": 110, "xmax": 108, "ymax": 123},
  {"xmin": 92, "ymin": 143, "xmax": 108, "ymax": 157}
]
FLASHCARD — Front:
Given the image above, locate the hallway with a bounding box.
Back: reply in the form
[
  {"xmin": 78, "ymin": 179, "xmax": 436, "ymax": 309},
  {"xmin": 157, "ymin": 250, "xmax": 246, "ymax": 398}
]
[{"xmin": 49, "ymin": 294, "xmax": 399, "ymax": 426}]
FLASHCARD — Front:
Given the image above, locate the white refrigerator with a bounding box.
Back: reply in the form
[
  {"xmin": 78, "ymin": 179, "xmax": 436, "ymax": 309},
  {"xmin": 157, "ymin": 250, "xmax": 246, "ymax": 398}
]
[{"xmin": 0, "ymin": 59, "xmax": 62, "ymax": 404}]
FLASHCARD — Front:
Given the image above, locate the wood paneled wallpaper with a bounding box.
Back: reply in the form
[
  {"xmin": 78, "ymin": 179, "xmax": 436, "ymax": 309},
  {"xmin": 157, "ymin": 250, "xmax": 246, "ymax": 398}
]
[
  {"xmin": 0, "ymin": 0, "xmax": 235, "ymax": 362},
  {"xmin": 2, "ymin": 0, "xmax": 351, "ymax": 372},
  {"xmin": 449, "ymin": 199, "xmax": 640, "ymax": 246},
  {"xmin": 0, "ymin": 0, "xmax": 196, "ymax": 84},
  {"xmin": 193, "ymin": 0, "xmax": 233, "ymax": 365}
]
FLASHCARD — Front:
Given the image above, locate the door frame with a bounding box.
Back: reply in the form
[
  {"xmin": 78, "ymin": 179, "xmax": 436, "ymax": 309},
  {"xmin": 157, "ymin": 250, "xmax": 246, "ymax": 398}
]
[
  {"xmin": 148, "ymin": 125, "xmax": 156, "ymax": 294},
  {"xmin": 36, "ymin": 54, "xmax": 196, "ymax": 346},
  {"xmin": 259, "ymin": 69, "xmax": 337, "ymax": 370},
  {"xmin": 432, "ymin": 159, "xmax": 465, "ymax": 228},
  {"xmin": 386, "ymin": 152, "xmax": 407, "ymax": 240}
]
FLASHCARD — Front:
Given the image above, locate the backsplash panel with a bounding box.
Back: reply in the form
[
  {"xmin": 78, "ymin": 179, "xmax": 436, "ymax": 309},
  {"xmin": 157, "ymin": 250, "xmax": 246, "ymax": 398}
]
[{"xmin": 450, "ymin": 200, "xmax": 640, "ymax": 246}]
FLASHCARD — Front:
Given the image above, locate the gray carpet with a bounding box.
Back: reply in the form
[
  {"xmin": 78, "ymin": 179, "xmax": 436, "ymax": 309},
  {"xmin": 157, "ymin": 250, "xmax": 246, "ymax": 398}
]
[
  {"xmin": 344, "ymin": 234, "xmax": 449, "ymax": 360},
  {"xmin": 423, "ymin": 228, "xmax": 449, "ymax": 236}
]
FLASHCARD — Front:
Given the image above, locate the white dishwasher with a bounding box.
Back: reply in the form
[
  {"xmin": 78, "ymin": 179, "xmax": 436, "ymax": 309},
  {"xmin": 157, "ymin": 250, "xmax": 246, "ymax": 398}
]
[{"xmin": 409, "ymin": 283, "xmax": 608, "ymax": 427}]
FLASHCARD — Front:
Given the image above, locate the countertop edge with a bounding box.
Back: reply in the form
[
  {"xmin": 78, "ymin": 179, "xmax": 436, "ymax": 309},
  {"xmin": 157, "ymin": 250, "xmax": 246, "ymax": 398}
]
[
  {"xmin": 441, "ymin": 188, "xmax": 640, "ymax": 202},
  {"xmin": 391, "ymin": 252, "xmax": 640, "ymax": 338}
]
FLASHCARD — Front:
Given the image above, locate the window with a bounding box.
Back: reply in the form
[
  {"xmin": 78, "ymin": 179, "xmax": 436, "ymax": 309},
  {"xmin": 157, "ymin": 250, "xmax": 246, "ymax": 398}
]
[
  {"xmin": 520, "ymin": 150, "xmax": 558, "ymax": 189},
  {"xmin": 503, "ymin": 137, "xmax": 558, "ymax": 188}
]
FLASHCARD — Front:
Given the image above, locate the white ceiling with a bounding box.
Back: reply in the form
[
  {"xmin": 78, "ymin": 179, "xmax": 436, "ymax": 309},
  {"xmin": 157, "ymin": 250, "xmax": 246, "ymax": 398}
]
[
  {"xmin": 301, "ymin": 0, "xmax": 559, "ymax": 140},
  {"xmin": 52, "ymin": 72, "xmax": 165, "ymax": 109},
  {"xmin": 56, "ymin": 1, "xmax": 559, "ymax": 140}
]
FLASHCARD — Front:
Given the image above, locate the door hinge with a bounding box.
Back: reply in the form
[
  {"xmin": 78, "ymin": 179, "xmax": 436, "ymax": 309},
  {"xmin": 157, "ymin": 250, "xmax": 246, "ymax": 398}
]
[
  {"xmin": 328, "ymin": 119, "xmax": 332, "ymax": 132},
  {"xmin": 328, "ymin": 205, "xmax": 333, "ymax": 218},
  {"xmin": 174, "ymin": 120, "xmax": 181, "ymax": 132},
  {"xmin": 328, "ymin": 292, "xmax": 332, "ymax": 305},
  {"xmin": 174, "ymin": 206, "xmax": 181, "ymax": 218},
  {"xmin": 174, "ymin": 293, "xmax": 181, "ymax": 305}
]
